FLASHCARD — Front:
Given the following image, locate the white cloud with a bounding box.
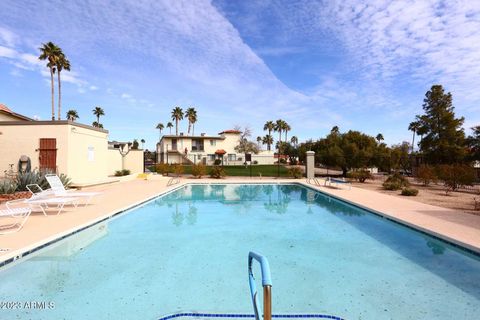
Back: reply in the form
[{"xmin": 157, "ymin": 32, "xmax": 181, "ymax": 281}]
[{"xmin": 89, "ymin": 85, "xmax": 98, "ymax": 90}]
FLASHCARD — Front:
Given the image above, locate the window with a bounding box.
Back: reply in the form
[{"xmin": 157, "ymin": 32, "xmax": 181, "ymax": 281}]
[
  {"xmin": 210, "ymin": 139, "xmax": 216, "ymax": 146},
  {"xmin": 208, "ymin": 154, "xmax": 216, "ymax": 161},
  {"xmin": 192, "ymin": 139, "xmax": 204, "ymax": 151},
  {"xmin": 228, "ymin": 154, "xmax": 236, "ymax": 161}
]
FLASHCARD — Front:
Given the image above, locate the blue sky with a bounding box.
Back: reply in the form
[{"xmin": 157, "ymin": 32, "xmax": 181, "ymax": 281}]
[{"xmin": 1, "ymin": 0, "xmax": 479, "ymax": 150}]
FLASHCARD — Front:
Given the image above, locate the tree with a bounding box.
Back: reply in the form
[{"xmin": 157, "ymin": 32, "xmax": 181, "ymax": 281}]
[
  {"xmin": 156, "ymin": 123, "xmax": 164, "ymax": 141},
  {"xmin": 92, "ymin": 121, "xmax": 103, "ymax": 128},
  {"xmin": 290, "ymin": 136, "xmax": 298, "ymax": 147},
  {"xmin": 38, "ymin": 42, "xmax": 62, "ymax": 120},
  {"xmin": 274, "ymin": 119, "xmax": 284, "ymax": 145},
  {"xmin": 171, "ymin": 107, "xmax": 183, "ymax": 136},
  {"xmin": 466, "ymin": 126, "xmax": 480, "ymax": 162},
  {"xmin": 185, "ymin": 107, "xmax": 197, "ymax": 136},
  {"xmin": 331, "ymin": 126, "xmax": 339, "ymax": 134},
  {"xmin": 132, "ymin": 139, "xmax": 139, "ymax": 150},
  {"xmin": 262, "ymin": 135, "xmax": 273, "ymax": 151},
  {"xmin": 92, "ymin": 106, "xmax": 105, "ymax": 126},
  {"xmin": 408, "ymin": 121, "xmax": 420, "ymax": 153},
  {"xmin": 414, "ymin": 85, "xmax": 466, "ymax": 164},
  {"xmin": 55, "ymin": 52, "xmax": 71, "ymax": 120},
  {"xmin": 283, "ymin": 122, "xmax": 291, "ymax": 142},
  {"xmin": 66, "ymin": 109, "xmax": 79, "ymax": 121},
  {"xmin": 263, "ymin": 121, "xmax": 275, "ymax": 150},
  {"xmin": 376, "ymin": 133, "xmax": 384, "ymax": 143},
  {"xmin": 167, "ymin": 122, "xmax": 173, "ymax": 134},
  {"xmin": 141, "ymin": 139, "xmax": 145, "ymax": 149},
  {"xmin": 234, "ymin": 126, "xmax": 259, "ymax": 155},
  {"xmin": 256, "ymin": 136, "xmax": 262, "ymax": 148},
  {"xmin": 390, "ymin": 142, "xmax": 411, "ymax": 173}
]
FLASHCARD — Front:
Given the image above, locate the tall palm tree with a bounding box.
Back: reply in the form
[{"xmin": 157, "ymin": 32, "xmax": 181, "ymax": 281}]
[
  {"xmin": 171, "ymin": 107, "xmax": 184, "ymax": 136},
  {"xmin": 408, "ymin": 121, "xmax": 420, "ymax": 153},
  {"xmin": 263, "ymin": 135, "xmax": 273, "ymax": 151},
  {"xmin": 167, "ymin": 122, "xmax": 174, "ymax": 134},
  {"xmin": 92, "ymin": 106, "xmax": 105, "ymax": 126},
  {"xmin": 66, "ymin": 109, "xmax": 79, "ymax": 121},
  {"xmin": 256, "ymin": 136, "xmax": 262, "ymax": 148},
  {"xmin": 283, "ymin": 122, "xmax": 291, "ymax": 142},
  {"xmin": 156, "ymin": 123, "xmax": 164, "ymax": 141},
  {"xmin": 275, "ymin": 119, "xmax": 284, "ymax": 144},
  {"xmin": 56, "ymin": 52, "xmax": 70, "ymax": 120},
  {"xmin": 376, "ymin": 133, "xmax": 384, "ymax": 143},
  {"xmin": 38, "ymin": 42, "xmax": 62, "ymax": 120},
  {"xmin": 141, "ymin": 139, "xmax": 145, "ymax": 149},
  {"xmin": 290, "ymin": 136, "xmax": 298, "ymax": 147},
  {"xmin": 263, "ymin": 121, "xmax": 275, "ymax": 150},
  {"xmin": 185, "ymin": 107, "xmax": 197, "ymax": 136}
]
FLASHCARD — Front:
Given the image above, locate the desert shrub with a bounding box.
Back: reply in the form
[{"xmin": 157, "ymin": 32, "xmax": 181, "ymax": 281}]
[
  {"xmin": 122, "ymin": 169, "xmax": 131, "ymax": 176},
  {"xmin": 279, "ymin": 158, "xmax": 287, "ymax": 164},
  {"xmin": 401, "ymin": 187, "xmax": 419, "ymax": 196},
  {"xmin": 155, "ymin": 163, "xmax": 170, "ymax": 175},
  {"xmin": 15, "ymin": 171, "xmax": 42, "ymax": 191},
  {"xmin": 114, "ymin": 170, "xmax": 123, "ymax": 177},
  {"xmin": 382, "ymin": 172, "xmax": 409, "ymax": 191},
  {"xmin": 436, "ymin": 164, "xmax": 476, "ymax": 194},
  {"xmin": 347, "ymin": 169, "xmax": 373, "ymax": 183},
  {"xmin": 415, "ymin": 165, "xmax": 437, "ymax": 186},
  {"xmin": 287, "ymin": 166, "xmax": 303, "ymax": 179},
  {"xmin": 214, "ymin": 159, "xmax": 222, "ymax": 165},
  {"xmin": 209, "ymin": 166, "xmax": 226, "ymax": 179},
  {"xmin": 172, "ymin": 164, "xmax": 184, "ymax": 177},
  {"xmin": 253, "ymin": 160, "xmax": 258, "ymax": 165},
  {"xmin": 191, "ymin": 164, "xmax": 206, "ymax": 178},
  {"xmin": 0, "ymin": 180, "xmax": 18, "ymax": 194}
]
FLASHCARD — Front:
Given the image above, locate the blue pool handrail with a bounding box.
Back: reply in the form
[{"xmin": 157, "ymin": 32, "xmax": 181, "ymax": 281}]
[{"xmin": 248, "ymin": 252, "xmax": 272, "ymax": 320}]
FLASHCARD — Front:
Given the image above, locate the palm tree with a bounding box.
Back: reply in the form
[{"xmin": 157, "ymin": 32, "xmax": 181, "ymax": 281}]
[
  {"xmin": 92, "ymin": 121, "xmax": 103, "ymax": 128},
  {"xmin": 283, "ymin": 122, "xmax": 291, "ymax": 142},
  {"xmin": 263, "ymin": 135, "xmax": 273, "ymax": 151},
  {"xmin": 141, "ymin": 139, "xmax": 145, "ymax": 149},
  {"xmin": 275, "ymin": 119, "xmax": 284, "ymax": 144},
  {"xmin": 256, "ymin": 136, "xmax": 262, "ymax": 149},
  {"xmin": 38, "ymin": 42, "xmax": 62, "ymax": 120},
  {"xmin": 408, "ymin": 121, "xmax": 420, "ymax": 153},
  {"xmin": 171, "ymin": 107, "xmax": 184, "ymax": 136},
  {"xmin": 156, "ymin": 123, "xmax": 164, "ymax": 141},
  {"xmin": 263, "ymin": 121, "xmax": 275, "ymax": 150},
  {"xmin": 55, "ymin": 52, "xmax": 70, "ymax": 120},
  {"xmin": 290, "ymin": 136, "xmax": 298, "ymax": 147},
  {"xmin": 167, "ymin": 122, "xmax": 174, "ymax": 134},
  {"xmin": 185, "ymin": 107, "xmax": 197, "ymax": 136},
  {"xmin": 376, "ymin": 133, "xmax": 384, "ymax": 143},
  {"xmin": 331, "ymin": 126, "xmax": 340, "ymax": 134},
  {"xmin": 92, "ymin": 106, "xmax": 105, "ymax": 126},
  {"xmin": 66, "ymin": 109, "xmax": 79, "ymax": 121}
]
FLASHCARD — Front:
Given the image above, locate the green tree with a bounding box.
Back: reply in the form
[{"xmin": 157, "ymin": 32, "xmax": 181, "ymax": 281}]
[
  {"xmin": 141, "ymin": 139, "xmax": 145, "ymax": 149},
  {"xmin": 92, "ymin": 121, "xmax": 103, "ymax": 128},
  {"xmin": 263, "ymin": 121, "xmax": 275, "ymax": 150},
  {"xmin": 66, "ymin": 109, "xmax": 79, "ymax": 121},
  {"xmin": 166, "ymin": 122, "xmax": 173, "ymax": 134},
  {"xmin": 414, "ymin": 85, "xmax": 466, "ymax": 164},
  {"xmin": 376, "ymin": 133, "xmax": 384, "ymax": 143},
  {"xmin": 408, "ymin": 121, "xmax": 420, "ymax": 153},
  {"xmin": 38, "ymin": 42, "xmax": 62, "ymax": 120},
  {"xmin": 290, "ymin": 136, "xmax": 298, "ymax": 147},
  {"xmin": 156, "ymin": 123, "xmax": 164, "ymax": 141},
  {"xmin": 390, "ymin": 142, "xmax": 411, "ymax": 173},
  {"xmin": 132, "ymin": 139, "xmax": 139, "ymax": 150},
  {"xmin": 234, "ymin": 126, "xmax": 259, "ymax": 155},
  {"xmin": 466, "ymin": 126, "xmax": 480, "ymax": 161},
  {"xmin": 55, "ymin": 52, "xmax": 71, "ymax": 120},
  {"xmin": 262, "ymin": 135, "xmax": 273, "ymax": 151},
  {"xmin": 171, "ymin": 107, "xmax": 183, "ymax": 136},
  {"xmin": 185, "ymin": 107, "xmax": 197, "ymax": 136},
  {"xmin": 283, "ymin": 122, "xmax": 291, "ymax": 142},
  {"xmin": 92, "ymin": 106, "xmax": 105, "ymax": 126},
  {"xmin": 274, "ymin": 119, "xmax": 284, "ymax": 144}
]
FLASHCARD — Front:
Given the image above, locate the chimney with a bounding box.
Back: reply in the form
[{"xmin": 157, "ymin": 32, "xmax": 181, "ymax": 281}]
[{"xmin": 201, "ymin": 133, "xmax": 206, "ymax": 136}]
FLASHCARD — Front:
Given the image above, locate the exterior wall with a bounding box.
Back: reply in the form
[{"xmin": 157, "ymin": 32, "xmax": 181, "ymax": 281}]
[
  {"xmin": 107, "ymin": 150, "xmax": 123, "ymax": 175},
  {"xmin": 0, "ymin": 123, "xmax": 70, "ymax": 176},
  {"xmin": 0, "ymin": 112, "xmax": 24, "ymax": 121},
  {"xmin": 124, "ymin": 150, "xmax": 144, "ymax": 174}
]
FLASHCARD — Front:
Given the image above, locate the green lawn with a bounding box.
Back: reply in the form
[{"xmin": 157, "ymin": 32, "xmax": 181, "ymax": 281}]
[{"xmin": 149, "ymin": 164, "xmax": 290, "ymax": 177}]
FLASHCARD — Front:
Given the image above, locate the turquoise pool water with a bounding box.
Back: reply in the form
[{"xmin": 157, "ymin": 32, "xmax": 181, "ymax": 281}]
[{"xmin": 1, "ymin": 184, "xmax": 479, "ymax": 319}]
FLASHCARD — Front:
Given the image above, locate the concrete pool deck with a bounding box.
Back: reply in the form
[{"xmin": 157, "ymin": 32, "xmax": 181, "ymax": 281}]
[{"xmin": 1, "ymin": 176, "xmax": 480, "ymax": 264}]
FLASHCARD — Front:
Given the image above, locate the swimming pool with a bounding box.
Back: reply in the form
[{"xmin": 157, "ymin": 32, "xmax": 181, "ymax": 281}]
[{"xmin": 1, "ymin": 184, "xmax": 479, "ymax": 319}]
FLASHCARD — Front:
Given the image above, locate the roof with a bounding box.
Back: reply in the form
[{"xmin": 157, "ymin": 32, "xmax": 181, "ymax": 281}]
[
  {"xmin": 218, "ymin": 129, "xmax": 241, "ymax": 135},
  {"xmin": 160, "ymin": 134, "xmax": 225, "ymax": 141},
  {"xmin": 215, "ymin": 149, "xmax": 227, "ymax": 154},
  {"xmin": 0, "ymin": 103, "xmax": 34, "ymax": 121}
]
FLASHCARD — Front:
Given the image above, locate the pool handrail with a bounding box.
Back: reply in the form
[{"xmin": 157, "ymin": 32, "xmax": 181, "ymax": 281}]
[{"xmin": 248, "ymin": 251, "xmax": 272, "ymax": 320}]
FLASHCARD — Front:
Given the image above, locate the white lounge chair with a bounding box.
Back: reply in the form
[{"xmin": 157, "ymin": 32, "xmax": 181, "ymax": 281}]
[
  {"xmin": 45, "ymin": 174, "xmax": 102, "ymax": 206},
  {"xmin": 26, "ymin": 196, "xmax": 79, "ymax": 215},
  {"xmin": 325, "ymin": 177, "xmax": 351, "ymax": 190},
  {"xmin": 0, "ymin": 199, "xmax": 32, "ymax": 234}
]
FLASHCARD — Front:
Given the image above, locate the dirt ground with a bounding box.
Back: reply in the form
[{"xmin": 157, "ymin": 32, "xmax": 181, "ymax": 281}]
[{"xmin": 352, "ymin": 175, "xmax": 480, "ymax": 215}]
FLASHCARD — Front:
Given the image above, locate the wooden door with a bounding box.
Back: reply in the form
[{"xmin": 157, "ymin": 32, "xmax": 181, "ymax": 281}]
[{"xmin": 39, "ymin": 138, "xmax": 57, "ymax": 173}]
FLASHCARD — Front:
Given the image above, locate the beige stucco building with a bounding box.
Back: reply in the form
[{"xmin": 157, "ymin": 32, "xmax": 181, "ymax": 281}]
[
  {"xmin": 156, "ymin": 129, "xmax": 276, "ymax": 165},
  {"xmin": 0, "ymin": 104, "xmax": 143, "ymax": 185}
]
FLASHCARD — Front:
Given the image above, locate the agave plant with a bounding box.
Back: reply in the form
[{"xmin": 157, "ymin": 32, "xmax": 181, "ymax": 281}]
[
  {"xmin": 38, "ymin": 170, "xmax": 72, "ymax": 189},
  {"xmin": 15, "ymin": 171, "xmax": 43, "ymax": 191},
  {"xmin": 0, "ymin": 180, "xmax": 18, "ymax": 194}
]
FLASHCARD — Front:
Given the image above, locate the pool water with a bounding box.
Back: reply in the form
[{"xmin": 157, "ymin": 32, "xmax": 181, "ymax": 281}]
[{"xmin": 1, "ymin": 184, "xmax": 479, "ymax": 320}]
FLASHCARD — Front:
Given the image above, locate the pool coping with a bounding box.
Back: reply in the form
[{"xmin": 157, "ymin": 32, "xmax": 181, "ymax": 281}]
[{"xmin": 1, "ymin": 180, "xmax": 479, "ymax": 269}]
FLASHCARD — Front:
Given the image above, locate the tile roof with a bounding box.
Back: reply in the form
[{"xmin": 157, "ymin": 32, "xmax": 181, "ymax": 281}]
[{"xmin": 218, "ymin": 129, "xmax": 241, "ymax": 134}]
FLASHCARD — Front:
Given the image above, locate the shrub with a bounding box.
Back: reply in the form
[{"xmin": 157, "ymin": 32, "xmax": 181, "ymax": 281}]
[
  {"xmin": 15, "ymin": 171, "xmax": 42, "ymax": 191},
  {"xmin": 214, "ymin": 159, "xmax": 222, "ymax": 165},
  {"xmin": 436, "ymin": 164, "xmax": 476, "ymax": 194},
  {"xmin": 253, "ymin": 160, "xmax": 258, "ymax": 165},
  {"xmin": 415, "ymin": 165, "xmax": 436, "ymax": 186},
  {"xmin": 121, "ymin": 169, "xmax": 131, "ymax": 176},
  {"xmin": 114, "ymin": 170, "xmax": 123, "ymax": 177},
  {"xmin": 279, "ymin": 158, "xmax": 287, "ymax": 164},
  {"xmin": 347, "ymin": 169, "xmax": 373, "ymax": 183},
  {"xmin": 382, "ymin": 172, "xmax": 409, "ymax": 191},
  {"xmin": 172, "ymin": 164, "xmax": 184, "ymax": 177},
  {"xmin": 0, "ymin": 180, "xmax": 18, "ymax": 194},
  {"xmin": 155, "ymin": 163, "xmax": 170, "ymax": 175},
  {"xmin": 191, "ymin": 164, "xmax": 206, "ymax": 178},
  {"xmin": 401, "ymin": 187, "xmax": 419, "ymax": 196},
  {"xmin": 209, "ymin": 166, "xmax": 226, "ymax": 179},
  {"xmin": 287, "ymin": 166, "xmax": 303, "ymax": 179}
]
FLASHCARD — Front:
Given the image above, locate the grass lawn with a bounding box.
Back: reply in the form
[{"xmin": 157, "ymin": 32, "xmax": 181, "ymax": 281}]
[{"xmin": 149, "ymin": 164, "xmax": 290, "ymax": 177}]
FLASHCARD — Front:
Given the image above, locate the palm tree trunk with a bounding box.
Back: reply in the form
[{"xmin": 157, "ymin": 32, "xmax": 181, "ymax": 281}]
[
  {"xmin": 175, "ymin": 119, "xmax": 179, "ymax": 135},
  {"xmin": 57, "ymin": 71, "xmax": 62, "ymax": 120},
  {"xmin": 192, "ymin": 123, "xmax": 195, "ymax": 136},
  {"xmin": 411, "ymin": 131, "xmax": 415, "ymax": 153},
  {"xmin": 285, "ymin": 130, "xmax": 288, "ymax": 142},
  {"xmin": 97, "ymin": 115, "xmax": 100, "ymax": 123},
  {"xmin": 188, "ymin": 122, "xmax": 191, "ymax": 135},
  {"xmin": 50, "ymin": 68, "xmax": 55, "ymax": 120}
]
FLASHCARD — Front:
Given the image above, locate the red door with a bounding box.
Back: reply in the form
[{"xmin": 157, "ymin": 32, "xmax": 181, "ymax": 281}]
[{"xmin": 39, "ymin": 138, "xmax": 57, "ymax": 173}]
